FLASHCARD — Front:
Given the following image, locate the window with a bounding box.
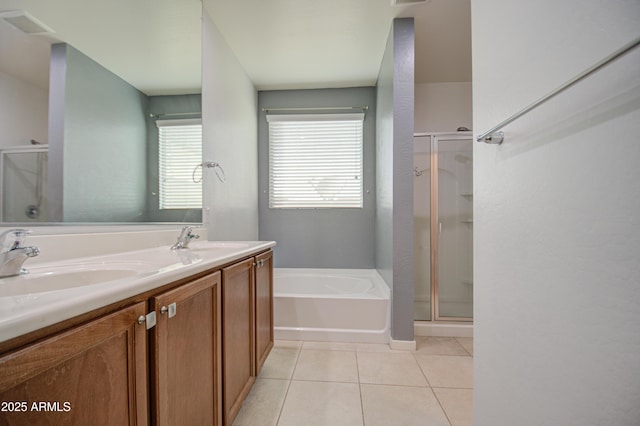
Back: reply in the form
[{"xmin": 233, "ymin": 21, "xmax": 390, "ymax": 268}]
[
  {"xmin": 267, "ymin": 113, "xmax": 364, "ymax": 208},
  {"xmin": 157, "ymin": 119, "xmax": 202, "ymax": 209}
]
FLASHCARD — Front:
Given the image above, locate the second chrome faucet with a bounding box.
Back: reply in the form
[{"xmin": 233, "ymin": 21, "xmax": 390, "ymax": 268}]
[{"xmin": 171, "ymin": 226, "xmax": 200, "ymax": 250}]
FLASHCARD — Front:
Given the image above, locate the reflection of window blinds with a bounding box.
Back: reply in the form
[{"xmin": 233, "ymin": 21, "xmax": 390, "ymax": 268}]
[
  {"xmin": 157, "ymin": 119, "xmax": 202, "ymax": 209},
  {"xmin": 267, "ymin": 113, "xmax": 364, "ymax": 208}
]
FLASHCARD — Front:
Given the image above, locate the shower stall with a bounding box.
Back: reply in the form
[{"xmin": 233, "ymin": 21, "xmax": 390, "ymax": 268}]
[
  {"xmin": 0, "ymin": 145, "xmax": 48, "ymax": 222},
  {"xmin": 414, "ymin": 133, "xmax": 472, "ymax": 322}
]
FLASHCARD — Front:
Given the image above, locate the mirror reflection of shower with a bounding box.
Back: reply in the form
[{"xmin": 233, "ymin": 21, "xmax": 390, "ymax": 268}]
[{"xmin": 0, "ymin": 143, "xmax": 49, "ymax": 222}]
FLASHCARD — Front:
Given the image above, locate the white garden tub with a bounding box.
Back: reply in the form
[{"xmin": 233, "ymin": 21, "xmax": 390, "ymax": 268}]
[{"xmin": 273, "ymin": 268, "xmax": 390, "ymax": 343}]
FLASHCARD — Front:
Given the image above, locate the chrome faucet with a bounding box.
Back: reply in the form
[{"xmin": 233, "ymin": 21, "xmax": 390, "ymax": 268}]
[
  {"xmin": 171, "ymin": 226, "xmax": 199, "ymax": 250},
  {"xmin": 0, "ymin": 229, "xmax": 40, "ymax": 277}
]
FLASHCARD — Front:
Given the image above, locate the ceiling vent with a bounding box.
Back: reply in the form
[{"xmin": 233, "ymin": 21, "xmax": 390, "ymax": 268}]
[
  {"xmin": 391, "ymin": 0, "xmax": 430, "ymax": 5},
  {"xmin": 0, "ymin": 10, "xmax": 54, "ymax": 35}
]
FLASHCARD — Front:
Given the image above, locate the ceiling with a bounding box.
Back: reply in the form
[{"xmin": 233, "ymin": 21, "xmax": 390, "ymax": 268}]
[
  {"xmin": 0, "ymin": 0, "xmax": 470, "ymax": 94},
  {"xmin": 203, "ymin": 0, "xmax": 471, "ymax": 90}
]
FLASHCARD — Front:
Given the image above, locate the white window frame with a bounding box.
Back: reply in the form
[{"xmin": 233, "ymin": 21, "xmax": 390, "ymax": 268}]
[
  {"xmin": 267, "ymin": 113, "xmax": 364, "ymax": 209},
  {"xmin": 157, "ymin": 118, "xmax": 202, "ymax": 210}
]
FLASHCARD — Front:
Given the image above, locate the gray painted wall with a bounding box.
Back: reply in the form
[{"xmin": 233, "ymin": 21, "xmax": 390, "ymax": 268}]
[
  {"xmin": 202, "ymin": 8, "xmax": 259, "ymax": 241},
  {"xmin": 258, "ymin": 88, "xmax": 377, "ymax": 268},
  {"xmin": 375, "ymin": 18, "xmax": 415, "ymax": 342},
  {"xmin": 146, "ymin": 94, "xmax": 203, "ymax": 223},
  {"xmin": 49, "ymin": 44, "xmax": 148, "ymax": 222}
]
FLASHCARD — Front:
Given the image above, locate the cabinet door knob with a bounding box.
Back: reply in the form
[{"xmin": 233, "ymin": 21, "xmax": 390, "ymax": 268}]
[
  {"xmin": 138, "ymin": 312, "xmax": 157, "ymax": 329},
  {"xmin": 160, "ymin": 303, "xmax": 177, "ymax": 318}
]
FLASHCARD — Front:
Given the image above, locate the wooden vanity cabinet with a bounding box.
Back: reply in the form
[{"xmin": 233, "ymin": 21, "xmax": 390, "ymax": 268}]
[
  {"xmin": 254, "ymin": 250, "xmax": 274, "ymax": 375},
  {"xmin": 0, "ymin": 302, "xmax": 149, "ymax": 425},
  {"xmin": 221, "ymin": 250, "xmax": 274, "ymax": 425},
  {"xmin": 150, "ymin": 271, "xmax": 222, "ymax": 426},
  {"xmin": 221, "ymin": 258, "xmax": 256, "ymax": 425},
  {"xmin": 0, "ymin": 249, "xmax": 273, "ymax": 426}
]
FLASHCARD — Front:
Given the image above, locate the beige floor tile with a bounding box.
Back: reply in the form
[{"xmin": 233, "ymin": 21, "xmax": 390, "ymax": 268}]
[
  {"xmin": 361, "ymin": 384, "xmax": 450, "ymax": 426},
  {"xmin": 278, "ymin": 381, "xmax": 363, "ymax": 426},
  {"xmin": 302, "ymin": 341, "xmax": 357, "ymax": 351},
  {"xmin": 293, "ymin": 349, "xmax": 359, "ymax": 383},
  {"xmin": 415, "ymin": 355, "xmax": 473, "ymax": 388},
  {"xmin": 232, "ymin": 378, "xmax": 289, "ymax": 426},
  {"xmin": 258, "ymin": 347, "xmax": 300, "ymax": 380},
  {"xmin": 357, "ymin": 352, "xmax": 428, "ymax": 387},
  {"xmin": 415, "ymin": 336, "xmax": 470, "ymax": 356},
  {"xmin": 433, "ymin": 388, "xmax": 473, "ymax": 426},
  {"xmin": 455, "ymin": 337, "xmax": 474, "ymax": 356},
  {"xmin": 274, "ymin": 340, "xmax": 303, "ymax": 349}
]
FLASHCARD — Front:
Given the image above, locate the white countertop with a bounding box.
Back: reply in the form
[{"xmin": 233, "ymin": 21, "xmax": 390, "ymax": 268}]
[{"xmin": 0, "ymin": 240, "xmax": 275, "ymax": 343}]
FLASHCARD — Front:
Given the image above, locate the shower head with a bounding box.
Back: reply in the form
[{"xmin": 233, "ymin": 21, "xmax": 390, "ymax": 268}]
[{"xmin": 414, "ymin": 167, "xmax": 428, "ymax": 177}]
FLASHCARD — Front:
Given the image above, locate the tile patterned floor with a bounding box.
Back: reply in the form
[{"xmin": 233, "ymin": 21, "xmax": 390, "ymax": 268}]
[{"xmin": 232, "ymin": 337, "xmax": 473, "ymax": 426}]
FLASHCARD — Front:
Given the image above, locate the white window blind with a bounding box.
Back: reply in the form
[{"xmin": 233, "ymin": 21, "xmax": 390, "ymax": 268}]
[
  {"xmin": 267, "ymin": 113, "xmax": 364, "ymax": 209},
  {"xmin": 157, "ymin": 119, "xmax": 202, "ymax": 209}
]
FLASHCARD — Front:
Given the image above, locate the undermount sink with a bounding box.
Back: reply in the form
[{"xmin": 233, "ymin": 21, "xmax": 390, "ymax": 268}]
[{"xmin": 0, "ymin": 262, "xmax": 154, "ymax": 297}]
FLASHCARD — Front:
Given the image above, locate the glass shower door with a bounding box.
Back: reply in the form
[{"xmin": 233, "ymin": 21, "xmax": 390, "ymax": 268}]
[
  {"xmin": 413, "ymin": 135, "xmax": 431, "ymax": 320},
  {"xmin": 435, "ymin": 136, "xmax": 473, "ymax": 319}
]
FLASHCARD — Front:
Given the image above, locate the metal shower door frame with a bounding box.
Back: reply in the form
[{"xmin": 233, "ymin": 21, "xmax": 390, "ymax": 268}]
[
  {"xmin": 0, "ymin": 145, "xmax": 49, "ymax": 222},
  {"xmin": 418, "ymin": 133, "xmax": 473, "ymax": 322}
]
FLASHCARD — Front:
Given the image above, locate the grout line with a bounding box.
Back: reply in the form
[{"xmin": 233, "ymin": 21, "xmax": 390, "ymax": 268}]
[
  {"xmin": 431, "ymin": 387, "xmax": 454, "ymax": 426},
  {"xmin": 274, "ymin": 344, "xmax": 303, "ymax": 425},
  {"xmin": 454, "ymin": 337, "xmax": 474, "ymax": 357},
  {"xmin": 357, "ymin": 382, "xmax": 431, "ymax": 389},
  {"xmin": 289, "ymin": 377, "xmax": 360, "ymax": 384},
  {"xmin": 355, "ymin": 350, "xmax": 366, "ymax": 426},
  {"xmin": 412, "ymin": 351, "xmax": 433, "ymax": 387},
  {"xmin": 432, "ymin": 385, "xmax": 474, "ymax": 390}
]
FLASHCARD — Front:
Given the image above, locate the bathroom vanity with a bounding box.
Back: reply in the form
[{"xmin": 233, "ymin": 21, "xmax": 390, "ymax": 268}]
[{"xmin": 0, "ymin": 240, "xmax": 274, "ymax": 426}]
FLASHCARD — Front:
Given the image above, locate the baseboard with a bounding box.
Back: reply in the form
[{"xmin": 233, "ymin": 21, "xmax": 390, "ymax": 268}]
[
  {"xmin": 414, "ymin": 322, "xmax": 473, "ymax": 338},
  {"xmin": 389, "ymin": 339, "xmax": 417, "ymax": 351}
]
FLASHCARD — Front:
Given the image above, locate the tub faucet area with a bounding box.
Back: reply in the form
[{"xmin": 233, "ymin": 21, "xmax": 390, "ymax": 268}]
[
  {"xmin": 0, "ymin": 229, "xmax": 40, "ymax": 277},
  {"xmin": 171, "ymin": 226, "xmax": 200, "ymax": 250}
]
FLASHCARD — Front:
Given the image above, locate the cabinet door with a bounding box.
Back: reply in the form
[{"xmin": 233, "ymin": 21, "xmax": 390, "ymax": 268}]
[
  {"xmin": 151, "ymin": 271, "xmax": 222, "ymax": 426},
  {"xmin": 221, "ymin": 258, "xmax": 255, "ymax": 425},
  {"xmin": 254, "ymin": 250, "xmax": 274, "ymax": 375},
  {"xmin": 0, "ymin": 302, "xmax": 148, "ymax": 425}
]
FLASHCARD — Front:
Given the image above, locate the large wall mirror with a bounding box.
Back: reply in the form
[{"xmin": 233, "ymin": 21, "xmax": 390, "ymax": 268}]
[{"xmin": 0, "ymin": 0, "xmax": 202, "ymax": 224}]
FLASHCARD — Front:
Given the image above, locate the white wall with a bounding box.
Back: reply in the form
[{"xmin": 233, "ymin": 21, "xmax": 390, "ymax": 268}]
[
  {"xmin": 472, "ymin": 1, "xmax": 640, "ymax": 425},
  {"xmin": 0, "ymin": 71, "xmax": 48, "ymax": 148},
  {"xmin": 202, "ymin": 7, "xmax": 259, "ymax": 240},
  {"xmin": 414, "ymin": 82, "xmax": 472, "ymax": 133}
]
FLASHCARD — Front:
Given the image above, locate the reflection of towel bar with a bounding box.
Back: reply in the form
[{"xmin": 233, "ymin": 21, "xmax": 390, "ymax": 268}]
[
  {"xmin": 192, "ymin": 162, "xmax": 225, "ymax": 183},
  {"xmin": 477, "ymin": 36, "xmax": 640, "ymax": 145}
]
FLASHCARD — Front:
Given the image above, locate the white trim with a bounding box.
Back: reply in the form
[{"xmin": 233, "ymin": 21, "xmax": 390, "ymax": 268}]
[
  {"xmin": 414, "ymin": 322, "xmax": 473, "ymax": 338},
  {"xmin": 274, "ymin": 327, "xmax": 389, "ymax": 344},
  {"xmin": 389, "ymin": 339, "xmax": 417, "ymax": 351}
]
